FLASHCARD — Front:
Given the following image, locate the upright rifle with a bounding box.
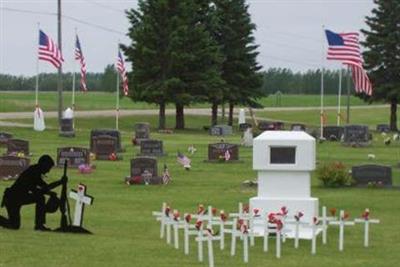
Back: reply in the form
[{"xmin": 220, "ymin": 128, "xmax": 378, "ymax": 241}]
[{"xmin": 59, "ymin": 160, "xmax": 72, "ymax": 230}]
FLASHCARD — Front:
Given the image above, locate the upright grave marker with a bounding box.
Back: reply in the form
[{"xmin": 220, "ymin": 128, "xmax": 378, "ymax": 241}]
[
  {"xmin": 376, "ymin": 124, "xmax": 390, "ymax": 133},
  {"xmin": 127, "ymin": 157, "xmax": 162, "ymax": 184},
  {"xmin": 342, "ymin": 125, "xmax": 370, "ymax": 146},
  {"xmin": 59, "ymin": 118, "xmax": 75, "ymax": 137},
  {"xmin": 209, "ymin": 125, "xmax": 233, "ymax": 136},
  {"xmin": 90, "ymin": 129, "xmax": 123, "ymax": 152},
  {"xmin": 92, "ymin": 135, "xmax": 118, "ymax": 160},
  {"xmin": 57, "ymin": 147, "xmax": 90, "ymax": 168},
  {"xmin": 0, "ymin": 132, "xmax": 12, "ymax": 146},
  {"xmin": 323, "ymin": 126, "xmax": 344, "ymax": 141},
  {"xmin": 250, "ymin": 131, "xmax": 319, "ymax": 239},
  {"xmin": 207, "ymin": 142, "xmax": 239, "ymax": 162},
  {"xmin": 134, "ymin": 123, "xmax": 150, "ymax": 145},
  {"xmin": 138, "ymin": 140, "xmax": 165, "ymax": 157},
  {"xmin": 0, "ymin": 156, "xmax": 30, "ymax": 179},
  {"xmin": 7, "ymin": 139, "xmax": 29, "ymax": 156},
  {"xmin": 351, "ymin": 164, "xmax": 392, "ymax": 187}
]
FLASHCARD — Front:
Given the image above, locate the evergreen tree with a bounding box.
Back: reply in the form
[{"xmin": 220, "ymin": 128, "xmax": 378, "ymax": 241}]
[
  {"xmin": 214, "ymin": 0, "xmax": 264, "ymax": 126},
  {"xmin": 361, "ymin": 0, "xmax": 400, "ymax": 131}
]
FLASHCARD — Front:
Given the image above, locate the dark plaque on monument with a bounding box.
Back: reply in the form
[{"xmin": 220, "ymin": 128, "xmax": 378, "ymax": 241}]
[
  {"xmin": 90, "ymin": 129, "xmax": 122, "ymax": 152},
  {"xmin": 291, "ymin": 124, "xmax": 306, "ymax": 131},
  {"xmin": 59, "ymin": 118, "xmax": 75, "ymax": 137},
  {"xmin": 0, "ymin": 156, "xmax": 30, "ymax": 179},
  {"xmin": 0, "ymin": 132, "xmax": 12, "ymax": 146},
  {"xmin": 134, "ymin": 123, "xmax": 150, "ymax": 144},
  {"xmin": 129, "ymin": 157, "xmax": 162, "ymax": 184},
  {"xmin": 92, "ymin": 135, "xmax": 118, "ymax": 160},
  {"xmin": 352, "ymin": 164, "xmax": 392, "ymax": 187},
  {"xmin": 7, "ymin": 139, "xmax": 29, "ymax": 156},
  {"xmin": 376, "ymin": 124, "xmax": 390, "ymax": 133},
  {"xmin": 207, "ymin": 143, "xmax": 239, "ymax": 161},
  {"xmin": 343, "ymin": 125, "xmax": 369, "ymax": 145},
  {"xmin": 57, "ymin": 147, "xmax": 90, "ymax": 168},
  {"xmin": 139, "ymin": 140, "xmax": 165, "ymax": 157},
  {"xmin": 239, "ymin": 123, "xmax": 252, "ymax": 131},
  {"xmin": 323, "ymin": 126, "xmax": 344, "ymax": 141}
]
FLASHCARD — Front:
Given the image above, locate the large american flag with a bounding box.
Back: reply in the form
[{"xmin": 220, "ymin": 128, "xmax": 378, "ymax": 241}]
[
  {"xmin": 325, "ymin": 30, "xmax": 372, "ymax": 96},
  {"xmin": 117, "ymin": 50, "xmax": 129, "ymax": 96},
  {"xmin": 39, "ymin": 30, "xmax": 64, "ymax": 68},
  {"xmin": 75, "ymin": 35, "xmax": 88, "ymax": 91}
]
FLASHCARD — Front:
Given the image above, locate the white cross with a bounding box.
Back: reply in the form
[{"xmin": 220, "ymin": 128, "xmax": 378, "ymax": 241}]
[
  {"xmin": 329, "ymin": 210, "xmax": 355, "ymax": 251},
  {"xmin": 152, "ymin": 202, "xmax": 170, "ymax": 240},
  {"xmin": 69, "ymin": 184, "xmax": 93, "ymax": 227},
  {"xmin": 284, "ymin": 212, "xmax": 308, "ymax": 249},
  {"xmin": 318, "ymin": 206, "xmax": 337, "ymax": 244},
  {"xmin": 195, "ymin": 228, "xmax": 221, "ymax": 267},
  {"xmin": 230, "ymin": 218, "xmax": 251, "ymax": 263},
  {"xmin": 354, "ymin": 209, "xmax": 380, "ymax": 247}
]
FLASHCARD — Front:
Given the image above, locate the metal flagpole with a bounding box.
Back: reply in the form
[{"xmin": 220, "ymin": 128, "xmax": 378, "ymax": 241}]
[
  {"xmin": 320, "ymin": 25, "xmax": 325, "ymax": 139},
  {"xmin": 346, "ymin": 66, "xmax": 351, "ymax": 124},
  {"xmin": 337, "ymin": 68, "xmax": 342, "ymax": 126},
  {"xmin": 72, "ymin": 28, "xmax": 77, "ymax": 111},
  {"xmin": 35, "ymin": 23, "xmax": 40, "ymax": 108},
  {"xmin": 116, "ymin": 46, "xmax": 120, "ymax": 130}
]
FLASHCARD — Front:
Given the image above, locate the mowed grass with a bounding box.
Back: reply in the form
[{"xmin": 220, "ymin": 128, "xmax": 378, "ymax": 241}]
[
  {"xmin": 0, "ymin": 114, "xmax": 399, "ymax": 267},
  {"xmin": 0, "ymin": 91, "xmax": 372, "ymax": 112}
]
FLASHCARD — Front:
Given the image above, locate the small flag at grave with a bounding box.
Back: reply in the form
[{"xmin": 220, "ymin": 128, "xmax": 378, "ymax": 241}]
[
  {"xmin": 162, "ymin": 164, "xmax": 171, "ymax": 185},
  {"xmin": 224, "ymin": 150, "xmax": 231, "ymax": 161},
  {"xmin": 177, "ymin": 152, "xmax": 191, "ymax": 170}
]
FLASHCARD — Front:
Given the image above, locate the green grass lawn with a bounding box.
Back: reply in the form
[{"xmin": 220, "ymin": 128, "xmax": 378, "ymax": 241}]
[
  {"xmin": 0, "ymin": 91, "xmax": 374, "ymax": 112},
  {"xmin": 0, "ymin": 114, "xmax": 399, "ymax": 267}
]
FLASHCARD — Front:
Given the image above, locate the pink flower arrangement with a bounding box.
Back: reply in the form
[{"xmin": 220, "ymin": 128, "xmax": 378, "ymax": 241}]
[
  {"xmin": 253, "ymin": 208, "xmax": 260, "ymax": 217},
  {"xmin": 78, "ymin": 164, "xmax": 93, "ymax": 174},
  {"xmin": 195, "ymin": 220, "xmax": 203, "ymax": 230},
  {"xmin": 173, "ymin": 210, "xmax": 180, "ymax": 221},
  {"xmin": 165, "ymin": 206, "xmax": 171, "ymax": 217},
  {"xmin": 185, "ymin": 214, "xmax": 192, "ymax": 223},
  {"xmin": 294, "ymin": 211, "xmax": 304, "ymax": 221}
]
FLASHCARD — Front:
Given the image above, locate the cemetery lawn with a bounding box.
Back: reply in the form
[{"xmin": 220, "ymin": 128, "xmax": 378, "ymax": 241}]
[
  {"xmin": 0, "ymin": 91, "xmax": 371, "ymax": 112},
  {"xmin": 0, "ymin": 114, "xmax": 399, "ymax": 267}
]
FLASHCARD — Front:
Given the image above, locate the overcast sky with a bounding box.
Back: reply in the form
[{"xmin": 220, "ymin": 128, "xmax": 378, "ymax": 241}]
[{"xmin": 0, "ymin": 0, "xmax": 374, "ymax": 76}]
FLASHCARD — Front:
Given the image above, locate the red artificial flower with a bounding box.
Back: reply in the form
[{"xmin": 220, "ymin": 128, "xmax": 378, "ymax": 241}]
[
  {"xmin": 362, "ymin": 209, "xmax": 370, "ymax": 220},
  {"xmin": 243, "ymin": 204, "xmax": 249, "ymax": 214},
  {"xmin": 276, "ymin": 220, "xmax": 283, "ymax": 231},
  {"xmin": 173, "ymin": 210, "xmax": 180, "ymax": 221},
  {"xmin": 197, "ymin": 204, "xmax": 205, "ymax": 215},
  {"xmin": 294, "ymin": 211, "xmax": 304, "ymax": 221},
  {"xmin": 240, "ymin": 224, "xmax": 249, "ymax": 234},
  {"xmin": 129, "ymin": 176, "xmax": 142, "ymax": 184},
  {"xmin": 268, "ymin": 213, "xmax": 276, "ymax": 223},
  {"xmin": 108, "ymin": 152, "xmax": 117, "ymax": 161},
  {"xmin": 212, "ymin": 207, "xmax": 217, "ymax": 216},
  {"xmin": 280, "ymin": 206, "xmax": 288, "ymax": 216},
  {"xmin": 220, "ymin": 210, "xmax": 228, "ymax": 222},
  {"xmin": 165, "ymin": 206, "xmax": 171, "ymax": 217},
  {"xmin": 313, "ymin": 217, "xmax": 319, "ymax": 225},
  {"xmin": 185, "ymin": 214, "xmax": 192, "ymax": 223},
  {"xmin": 330, "ymin": 208, "xmax": 337, "ymax": 217},
  {"xmin": 253, "ymin": 208, "xmax": 260, "ymax": 217},
  {"xmin": 342, "ymin": 212, "xmax": 350, "ymax": 220},
  {"xmin": 195, "ymin": 220, "xmax": 203, "ymax": 230}
]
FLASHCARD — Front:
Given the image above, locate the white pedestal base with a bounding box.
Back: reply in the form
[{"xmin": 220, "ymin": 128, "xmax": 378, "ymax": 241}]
[{"xmin": 250, "ymin": 196, "xmax": 319, "ymax": 239}]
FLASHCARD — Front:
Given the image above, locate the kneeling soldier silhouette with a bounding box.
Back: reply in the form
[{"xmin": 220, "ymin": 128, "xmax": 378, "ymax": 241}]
[{"xmin": 0, "ymin": 155, "xmax": 67, "ymax": 231}]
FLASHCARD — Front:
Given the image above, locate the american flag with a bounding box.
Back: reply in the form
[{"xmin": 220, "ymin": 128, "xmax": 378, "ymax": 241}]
[
  {"xmin": 38, "ymin": 30, "xmax": 64, "ymax": 68},
  {"xmin": 75, "ymin": 35, "xmax": 88, "ymax": 91},
  {"xmin": 117, "ymin": 50, "xmax": 129, "ymax": 96},
  {"xmin": 162, "ymin": 164, "xmax": 171, "ymax": 184},
  {"xmin": 325, "ymin": 29, "xmax": 372, "ymax": 96},
  {"xmin": 177, "ymin": 152, "xmax": 191, "ymax": 169},
  {"xmin": 224, "ymin": 150, "xmax": 231, "ymax": 161}
]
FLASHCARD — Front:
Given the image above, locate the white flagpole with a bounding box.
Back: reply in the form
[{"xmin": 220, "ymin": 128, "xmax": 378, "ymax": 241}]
[
  {"xmin": 116, "ymin": 46, "xmax": 120, "ymax": 130},
  {"xmin": 35, "ymin": 23, "xmax": 40, "ymax": 108},
  {"xmin": 337, "ymin": 68, "xmax": 342, "ymax": 126},
  {"xmin": 72, "ymin": 28, "xmax": 77, "ymax": 111},
  {"xmin": 320, "ymin": 25, "xmax": 325, "ymax": 139}
]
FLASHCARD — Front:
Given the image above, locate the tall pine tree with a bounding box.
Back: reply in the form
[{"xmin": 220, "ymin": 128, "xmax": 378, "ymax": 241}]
[
  {"xmin": 361, "ymin": 0, "xmax": 400, "ymax": 131},
  {"xmin": 215, "ymin": 0, "xmax": 264, "ymax": 126}
]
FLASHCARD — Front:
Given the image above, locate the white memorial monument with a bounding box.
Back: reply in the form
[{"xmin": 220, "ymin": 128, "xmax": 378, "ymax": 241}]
[
  {"xmin": 238, "ymin": 108, "xmax": 246, "ymax": 125},
  {"xmin": 250, "ymin": 131, "xmax": 319, "ymax": 239}
]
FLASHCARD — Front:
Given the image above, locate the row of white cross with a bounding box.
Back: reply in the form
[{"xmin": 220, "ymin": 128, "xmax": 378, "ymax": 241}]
[{"xmin": 152, "ymin": 203, "xmax": 379, "ymax": 267}]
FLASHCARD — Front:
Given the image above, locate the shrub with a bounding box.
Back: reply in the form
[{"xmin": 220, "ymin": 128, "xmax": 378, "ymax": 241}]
[{"xmin": 317, "ymin": 161, "xmax": 353, "ymax": 187}]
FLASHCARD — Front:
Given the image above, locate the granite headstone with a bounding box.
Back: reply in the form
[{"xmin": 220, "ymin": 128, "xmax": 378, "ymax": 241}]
[
  {"xmin": 57, "ymin": 147, "xmax": 90, "ymax": 168},
  {"xmin": 352, "ymin": 164, "xmax": 392, "ymax": 187},
  {"xmin": 0, "ymin": 156, "xmax": 30, "ymax": 179}
]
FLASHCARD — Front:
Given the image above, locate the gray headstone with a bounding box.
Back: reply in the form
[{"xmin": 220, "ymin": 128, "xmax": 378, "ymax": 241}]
[
  {"xmin": 139, "ymin": 140, "xmax": 165, "ymax": 157},
  {"xmin": 90, "ymin": 129, "xmax": 122, "ymax": 152},
  {"xmin": 209, "ymin": 125, "xmax": 233, "ymax": 136},
  {"xmin": 343, "ymin": 125, "xmax": 369, "ymax": 145},
  {"xmin": 57, "ymin": 147, "xmax": 90, "ymax": 168},
  {"xmin": 376, "ymin": 124, "xmax": 390, "ymax": 133},
  {"xmin": 130, "ymin": 157, "xmax": 162, "ymax": 184},
  {"xmin": 7, "ymin": 139, "xmax": 29, "ymax": 156},
  {"xmin": 134, "ymin": 123, "xmax": 150, "ymax": 144},
  {"xmin": 352, "ymin": 164, "xmax": 392, "ymax": 187},
  {"xmin": 258, "ymin": 121, "xmax": 284, "ymax": 131},
  {"xmin": 92, "ymin": 135, "xmax": 118, "ymax": 160},
  {"xmin": 243, "ymin": 128, "xmax": 253, "ymax": 147},
  {"xmin": 59, "ymin": 118, "xmax": 75, "ymax": 137},
  {"xmin": 208, "ymin": 143, "xmax": 239, "ymax": 161},
  {"xmin": 0, "ymin": 156, "xmax": 30, "ymax": 179},
  {"xmin": 291, "ymin": 124, "xmax": 306, "ymax": 131},
  {"xmin": 0, "ymin": 132, "xmax": 12, "ymax": 146}
]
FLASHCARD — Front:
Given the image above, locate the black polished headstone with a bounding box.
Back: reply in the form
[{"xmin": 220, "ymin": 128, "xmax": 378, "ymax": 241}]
[
  {"xmin": 376, "ymin": 124, "xmax": 390, "ymax": 133},
  {"xmin": 57, "ymin": 147, "xmax": 90, "ymax": 168},
  {"xmin": 130, "ymin": 157, "xmax": 162, "ymax": 184},
  {"xmin": 92, "ymin": 135, "xmax": 118, "ymax": 160},
  {"xmin": 59, "ymin": 118, "xmax": 75, "ymax": 137},
  {"xmin": 134, "ymin": 123, "xmax": 150, "ymax": 145},
  {"xmin": 323, "ymin": 126, "xmax": 344, "ymax": 141},
  {"xmin": 352, "ymin": 164, "xmax": 392, "ymax": 187},
  {"xmin": 90, "ymin": 129, "xmax": 122, "ymax": 152},
  {"xmin": 0, "ymin": 156, "xmax": 30, "ymax": 179},
  {"xmin": 7, "ymin": 139, "xmax": 29, "ymax": 156},
  {"xmin": 207, "ymin": 143, "xmax": 239, "ymax": 161}
]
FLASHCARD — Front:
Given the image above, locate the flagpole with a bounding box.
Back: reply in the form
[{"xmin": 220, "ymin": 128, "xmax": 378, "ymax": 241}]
[
  {"xmin": 346, "ymin": 66, "xmax": 351, "ymax": 124},
  {"xmin": 35, "ymin": 23, "xmax": 40, "ymax": 108},
  {"xmin": 320, "ymin": 25, "xmax": 325, "ymax": 139},
  {"xmin": 116, "ymin": 46, "xmax": 120, "ymax": 131},
  {"xmin": 337, "ymin": 68, "xmax": 342, "ymax": 126},
  {"xmin": 72, "ymin": 28, "xmax": 77, "ymax": 111}
]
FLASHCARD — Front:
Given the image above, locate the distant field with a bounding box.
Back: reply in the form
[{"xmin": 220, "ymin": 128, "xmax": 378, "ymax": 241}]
[{"xmin": 0, "ymin": 91, "xmax": 374, "ymax": 112}]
